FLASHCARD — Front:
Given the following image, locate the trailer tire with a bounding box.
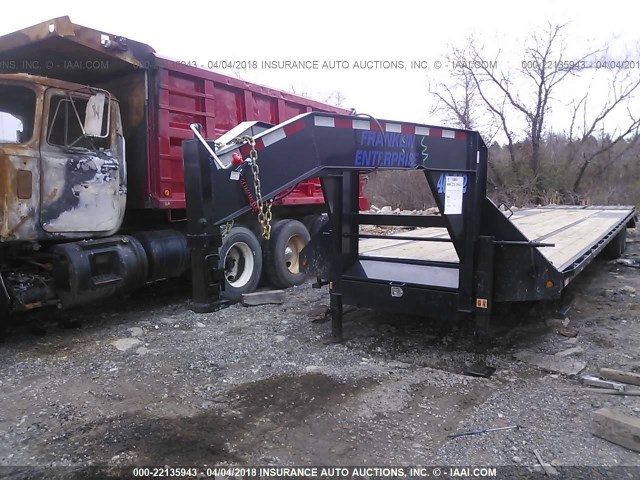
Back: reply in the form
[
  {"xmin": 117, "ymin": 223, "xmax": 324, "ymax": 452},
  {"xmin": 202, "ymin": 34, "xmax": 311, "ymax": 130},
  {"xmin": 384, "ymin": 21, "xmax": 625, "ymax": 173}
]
[
  {"xmin": 603, "ymin": 228, "xmax": 627, "ymax": 260},
  {"xmin": 220, "ymin": 226, "xmax": 263, "ymax": 301},
  {"xmin": 264, "ymin": 220, "xmax": 311, "ymax": 288}
]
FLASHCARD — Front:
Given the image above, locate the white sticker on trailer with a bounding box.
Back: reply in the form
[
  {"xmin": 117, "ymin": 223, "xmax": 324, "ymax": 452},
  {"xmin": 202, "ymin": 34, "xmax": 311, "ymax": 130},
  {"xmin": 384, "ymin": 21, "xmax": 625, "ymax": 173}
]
[{"xmin": 444, "ymin": 175, "xmax": 464, "ymax": 215}]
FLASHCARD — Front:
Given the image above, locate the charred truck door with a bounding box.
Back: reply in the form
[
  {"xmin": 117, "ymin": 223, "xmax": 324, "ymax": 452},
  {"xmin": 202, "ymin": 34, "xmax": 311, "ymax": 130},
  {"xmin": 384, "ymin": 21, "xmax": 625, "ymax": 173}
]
[
  {"xmin": 0, "ymin": 83, "xmax": 40, "ymax": 240},
  {"xmin": 39, "ymin": 88, "xmax": 126, "ymax": 238}
]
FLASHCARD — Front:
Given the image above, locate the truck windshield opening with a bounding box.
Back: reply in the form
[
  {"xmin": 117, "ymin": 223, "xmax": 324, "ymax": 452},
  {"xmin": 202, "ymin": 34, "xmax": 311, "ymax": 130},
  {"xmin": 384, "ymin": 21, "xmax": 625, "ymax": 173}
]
[
  {"xmin": 0, "ymin": 85, "xmax": 36, "ymax": 144},
  {"xmin": 47, "ymin": 94, "xmax": 110, "ymax": 150}
]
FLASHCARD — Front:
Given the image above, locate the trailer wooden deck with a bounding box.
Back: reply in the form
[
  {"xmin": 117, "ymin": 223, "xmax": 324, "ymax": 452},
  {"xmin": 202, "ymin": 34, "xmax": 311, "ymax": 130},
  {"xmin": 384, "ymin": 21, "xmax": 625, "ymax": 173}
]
[{"xmin": 360, "ymin": 207, "xmax": 633, "ymax": 272}]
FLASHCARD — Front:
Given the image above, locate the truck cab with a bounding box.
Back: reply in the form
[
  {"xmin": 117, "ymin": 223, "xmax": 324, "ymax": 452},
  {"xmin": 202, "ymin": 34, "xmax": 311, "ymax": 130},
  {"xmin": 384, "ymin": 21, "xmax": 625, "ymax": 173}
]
[
  {"xmin": 0, "ymin": 74, "xmax": 126, "ymax": 243},
  {"xmin": 0, "ymin": 17, "xmax": 360, "ymax": 317}
]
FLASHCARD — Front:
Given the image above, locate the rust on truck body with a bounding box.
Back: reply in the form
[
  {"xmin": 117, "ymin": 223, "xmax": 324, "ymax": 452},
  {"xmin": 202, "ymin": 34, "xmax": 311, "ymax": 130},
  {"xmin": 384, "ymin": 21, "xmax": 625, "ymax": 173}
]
[
  {"xmin": 0, "ymin": 17, "xmax": 367, "ymax": 212},
  {"xmin": 0, "ymin": 73, "xmax": 125, "ymax": 242},
  {"xmin": 0, "ymin": 17, "xmax": 368, "ymax": 314},
  {"xmin": 0, "ymin": 16, "xmax": 154, "ymax": 80},
  {"xmin": 0, "ymin": 75, "xmax": 43, "ymax": 241}
]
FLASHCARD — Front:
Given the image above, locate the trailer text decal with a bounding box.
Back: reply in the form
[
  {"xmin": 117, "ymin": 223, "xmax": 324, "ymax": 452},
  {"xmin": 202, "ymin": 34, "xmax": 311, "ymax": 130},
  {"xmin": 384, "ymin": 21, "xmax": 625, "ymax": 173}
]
[
  {"xmin": 354, "ymin": 131, "xmax": 419, "ymax": 167},
  {"xmin": 443, "ymin": 175, "xmax": 465, "ymax": 215}
]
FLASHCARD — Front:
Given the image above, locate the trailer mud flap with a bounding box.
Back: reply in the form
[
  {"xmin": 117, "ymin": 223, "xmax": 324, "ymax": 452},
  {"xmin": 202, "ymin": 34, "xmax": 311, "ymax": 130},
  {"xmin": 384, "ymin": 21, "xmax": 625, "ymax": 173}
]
[{"xmin": 300, "ymin": 221, "xmax": 334, "ymax": 279}]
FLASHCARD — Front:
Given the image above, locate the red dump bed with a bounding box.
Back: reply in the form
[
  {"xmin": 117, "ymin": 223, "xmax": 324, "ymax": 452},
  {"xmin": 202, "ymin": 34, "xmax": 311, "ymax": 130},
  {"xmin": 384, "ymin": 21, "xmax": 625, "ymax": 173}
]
[
  {"xmin": 0, "ymin": 17, "xmax": 370, "ymax": 212},
  {"xmin": 151, "ymin": 58, "xmax": 356, "ymax": 210}
]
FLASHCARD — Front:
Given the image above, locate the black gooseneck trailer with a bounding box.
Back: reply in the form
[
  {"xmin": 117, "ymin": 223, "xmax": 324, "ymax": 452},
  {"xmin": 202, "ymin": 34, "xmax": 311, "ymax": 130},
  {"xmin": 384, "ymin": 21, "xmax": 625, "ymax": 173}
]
[{"xmin": 182, "ymin": 112, "xmax": 636, "ymax": 338}]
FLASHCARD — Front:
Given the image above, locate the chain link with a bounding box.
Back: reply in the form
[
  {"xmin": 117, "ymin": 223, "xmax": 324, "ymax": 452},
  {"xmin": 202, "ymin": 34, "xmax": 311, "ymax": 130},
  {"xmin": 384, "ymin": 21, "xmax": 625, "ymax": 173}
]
[
  {"xmin": 221, "ymin": 219, "xmax": 234, "ymax": 238},
  {"xmin": 237, "ymin": 136, "xmax": 272, "ymax": 240}
]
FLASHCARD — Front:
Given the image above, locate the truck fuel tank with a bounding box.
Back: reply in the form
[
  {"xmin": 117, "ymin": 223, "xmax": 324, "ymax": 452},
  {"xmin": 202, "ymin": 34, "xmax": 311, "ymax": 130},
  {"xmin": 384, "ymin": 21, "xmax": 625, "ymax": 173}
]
[{"xmin": 49, "ymin": 236, "xmax": 148, "ymax": 308}]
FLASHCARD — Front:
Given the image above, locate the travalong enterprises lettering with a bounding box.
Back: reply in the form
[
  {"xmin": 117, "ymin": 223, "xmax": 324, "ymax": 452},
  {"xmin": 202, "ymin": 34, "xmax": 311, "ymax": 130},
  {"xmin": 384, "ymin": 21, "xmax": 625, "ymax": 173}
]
[{"xmin": 259, "ymin": 467, "xmax": 406, "ymax": 476}]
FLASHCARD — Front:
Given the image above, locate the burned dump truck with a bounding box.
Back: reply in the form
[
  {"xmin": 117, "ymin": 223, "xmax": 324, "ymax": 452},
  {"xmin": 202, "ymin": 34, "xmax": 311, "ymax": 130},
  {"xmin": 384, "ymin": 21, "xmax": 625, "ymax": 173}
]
[{"xmin": 0, "ymin": 17, "xmax": 368, "ymax": 318}]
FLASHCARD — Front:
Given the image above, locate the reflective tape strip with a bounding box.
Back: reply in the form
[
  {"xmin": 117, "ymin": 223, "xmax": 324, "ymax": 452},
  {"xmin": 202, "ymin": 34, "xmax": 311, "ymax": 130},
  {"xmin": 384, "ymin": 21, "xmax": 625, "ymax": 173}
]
[
  {"xmin": 262, "ymin": 128, "xmax": 286, "ymax": 147},
  {"xmin": 442, "ymin": 130, "xmax": 456, "ymax": 139},
  {"xmin": 314, "ymin": 116, "xmax": 335, "ymax": 127},
  {"xmin": 256, "ymin": 114, "xmax": 467, "ymax": 150}
]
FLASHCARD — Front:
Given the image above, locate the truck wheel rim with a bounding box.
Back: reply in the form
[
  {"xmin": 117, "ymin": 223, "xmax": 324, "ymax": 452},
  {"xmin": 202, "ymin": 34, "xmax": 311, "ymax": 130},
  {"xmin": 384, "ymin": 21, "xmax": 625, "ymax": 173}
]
[
  {"xmin": 284, "ymin": 235, "xmax": 305, "ymax": 274},
  {"xmin": 224, "ymin": 242, "xmax": 254, "ymax": 288}
]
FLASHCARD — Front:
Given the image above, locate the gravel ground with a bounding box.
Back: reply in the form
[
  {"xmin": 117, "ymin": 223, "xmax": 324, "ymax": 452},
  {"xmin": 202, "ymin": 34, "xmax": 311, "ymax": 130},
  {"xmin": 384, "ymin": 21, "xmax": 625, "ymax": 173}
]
[{"xmin": 1, "ymin": 230, "xmax": 639, "ymax": 478}]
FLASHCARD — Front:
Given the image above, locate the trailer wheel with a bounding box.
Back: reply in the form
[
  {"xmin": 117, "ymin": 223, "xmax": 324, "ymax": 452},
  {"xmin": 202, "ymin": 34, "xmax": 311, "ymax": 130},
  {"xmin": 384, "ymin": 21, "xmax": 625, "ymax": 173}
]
[
  {"xmin": 264, "ymin": 220, "xmax": 311, "ymax": 288},
  {"xmin": 602, "ymin": 228, "xmax": 627, "ymax": 260},
  {"xmin": 220, "ymin": 226, "xmax": 263, "ymax": 301}
]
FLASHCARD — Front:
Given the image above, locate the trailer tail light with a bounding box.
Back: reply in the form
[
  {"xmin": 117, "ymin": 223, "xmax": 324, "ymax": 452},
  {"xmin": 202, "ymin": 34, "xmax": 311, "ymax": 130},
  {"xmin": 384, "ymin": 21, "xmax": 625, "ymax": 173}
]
[
  {"xmin": 163, "ymin": 189, "xmax": 172, "ymax": 197},
  {"xmin": 545, "ymin": 280, "xmax": 554, "ymax": 288}
]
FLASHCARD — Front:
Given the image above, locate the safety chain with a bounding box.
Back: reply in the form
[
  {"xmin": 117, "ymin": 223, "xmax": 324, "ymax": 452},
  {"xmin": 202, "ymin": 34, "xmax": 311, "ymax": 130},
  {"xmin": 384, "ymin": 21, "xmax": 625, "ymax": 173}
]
[
  {"xmin": 237, "ymin": 136, "xmax": 272, "ymax": 240},
  {"xmin": 221, "ymin": 219, "xmax": 234, "ymax": 238}
]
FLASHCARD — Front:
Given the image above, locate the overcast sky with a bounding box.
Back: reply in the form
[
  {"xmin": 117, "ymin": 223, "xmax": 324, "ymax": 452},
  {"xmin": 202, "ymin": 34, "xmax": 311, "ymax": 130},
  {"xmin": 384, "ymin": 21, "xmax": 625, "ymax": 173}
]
[{"xmin": 3, "ymin": 1, "xmax": 639, "ymax": 134}]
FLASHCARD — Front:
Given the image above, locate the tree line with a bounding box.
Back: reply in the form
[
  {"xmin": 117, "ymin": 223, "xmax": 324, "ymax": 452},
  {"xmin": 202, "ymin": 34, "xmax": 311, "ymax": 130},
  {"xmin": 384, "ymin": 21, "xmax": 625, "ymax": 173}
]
[{"xmin": 429, "ymin": 23, "xmax": 640, "ymax": 207}]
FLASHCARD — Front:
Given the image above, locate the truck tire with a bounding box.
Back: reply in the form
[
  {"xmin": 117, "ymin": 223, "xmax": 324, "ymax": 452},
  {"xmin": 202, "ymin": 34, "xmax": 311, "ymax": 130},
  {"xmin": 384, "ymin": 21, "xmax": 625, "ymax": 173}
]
[
  {"xmin": 302, "ymin": 214, "xmax": 329, "ymax": 237},
  {"xmin": 602, "ymin": 228, "xmax": 627, "ymax": 260},
  {"xmin": 220, "ymin": 226, "xmax": 263, "ymax": 301},
  {"xmin": 264, "ymin": 220, "xmax": 311, "ymax": 288}
]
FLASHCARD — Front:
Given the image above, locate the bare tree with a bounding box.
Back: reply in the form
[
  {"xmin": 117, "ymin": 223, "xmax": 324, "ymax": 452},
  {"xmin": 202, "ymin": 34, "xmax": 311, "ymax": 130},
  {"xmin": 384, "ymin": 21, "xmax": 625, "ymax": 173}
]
[
  {"xmin": 429, "ymin": 48, "xmax": 504, "ymax": 185},
  {"xmin": 472, "ymin": 24, "xmax": 600, "ymax": 196},
  {"xmin": 565, "ymin": 68, "xmax": 640, "ymax": 192},
  {"xmin": 429, "ymin": 53, "xmax": 479, "ymax": 130},
  {"xmin": 324, "ymin": 90, "xmax": 347, "ymax": 107},
  {"xmin": 430, "ymin": 23, "xmax": 620, "ymax": 201},
  {"xmin": 289, "ymin": 85, "xmax": 311, "ymax": 98}
]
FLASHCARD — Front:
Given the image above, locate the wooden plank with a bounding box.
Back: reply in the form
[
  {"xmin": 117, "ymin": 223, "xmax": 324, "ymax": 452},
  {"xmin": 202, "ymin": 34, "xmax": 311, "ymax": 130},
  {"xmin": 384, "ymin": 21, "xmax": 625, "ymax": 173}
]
[
  {"xmin": 241, "ymin": 290, "xmax": 285, "ymax": 306},
  {"xmin": 362, "ymin": 241, "xmax": 457, "ymax": 262},
  {"xmin": 582, "ymin": 388, "xmax": 640, "ymax": 396},
  {"xmin": 511, "ymin": 208, "xmax": 628, "ymax": 271},
  {"xmin": 600, "ymin": 368, "xmax": 640, "ymax": 386},
  {"xmin": 359, "ymin": 228, "xmax": 449, "ymax": 252},
  {"xmin": 592, "ymin": 407, "xmax": 640, "ymax": 452},
  {"xmin": 360, "ymin": 227, "xmax": 457, "ymax": 262},
  {"xmin": 539, "ymin": 216, "xmax": 621, "ymax": 270},
  {"xmin": 511, "ymin": 210, "xmax": 597, "ymax": 239},
  {"xmin": 358, "ymin": 207, "xmax": 631, "ymax": 269},
  {"xmin": 532, "ymin": 448, "xmax": 558, "ymax": 476}
]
